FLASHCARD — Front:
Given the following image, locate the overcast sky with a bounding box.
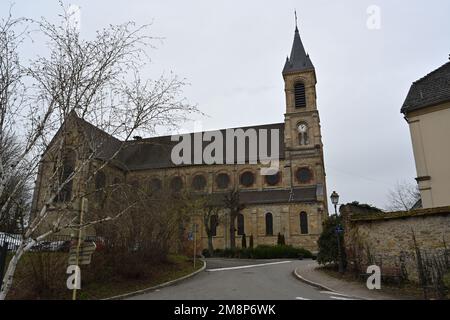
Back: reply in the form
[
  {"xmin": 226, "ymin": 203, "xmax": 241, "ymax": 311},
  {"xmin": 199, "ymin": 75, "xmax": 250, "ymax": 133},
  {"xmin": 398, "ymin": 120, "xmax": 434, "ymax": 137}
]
[{"xmin": 3, "ymin": 0, "xmax": 449, "ymax": 210}]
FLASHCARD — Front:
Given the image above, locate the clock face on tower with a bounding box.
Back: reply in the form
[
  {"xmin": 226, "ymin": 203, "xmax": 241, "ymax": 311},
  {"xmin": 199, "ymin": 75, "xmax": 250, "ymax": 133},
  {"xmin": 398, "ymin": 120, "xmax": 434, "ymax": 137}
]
[{"xmin": 298, "ymin": 123, "xmax": 307, "ymax": 133}]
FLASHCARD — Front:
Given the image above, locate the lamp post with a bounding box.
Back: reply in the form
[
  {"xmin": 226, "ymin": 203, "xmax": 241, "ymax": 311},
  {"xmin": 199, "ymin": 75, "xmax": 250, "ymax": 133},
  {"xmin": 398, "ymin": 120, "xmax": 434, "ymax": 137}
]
[
  {"xmin": 330, "ymin": 191, "xmax": 344, "ymax": 273},
  {"xmin": 330, "ymin": 191, "xmax": 339, "ymax": 216}
]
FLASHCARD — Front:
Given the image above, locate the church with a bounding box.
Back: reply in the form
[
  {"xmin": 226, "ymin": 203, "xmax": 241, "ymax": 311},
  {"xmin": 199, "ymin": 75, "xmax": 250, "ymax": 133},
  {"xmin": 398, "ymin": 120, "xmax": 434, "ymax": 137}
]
[{"xmin": 32, "ymin": 25, "xmax": 328, "ymax": 253}]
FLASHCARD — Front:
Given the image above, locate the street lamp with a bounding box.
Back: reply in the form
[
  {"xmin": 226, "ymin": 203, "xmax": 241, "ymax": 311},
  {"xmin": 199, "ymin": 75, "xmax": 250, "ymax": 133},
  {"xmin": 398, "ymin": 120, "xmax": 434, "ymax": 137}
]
[
  {"xmin": 330, "ymin": 191, "xmax": 339, "ymax": 215},
  {"xmin": 330, "ymin": 191, "xmax": 344, "ymax": 273}
]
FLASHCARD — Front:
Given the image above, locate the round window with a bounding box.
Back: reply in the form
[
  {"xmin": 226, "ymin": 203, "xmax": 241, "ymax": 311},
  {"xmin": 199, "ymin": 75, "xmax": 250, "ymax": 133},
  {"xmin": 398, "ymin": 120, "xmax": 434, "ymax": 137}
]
[
  {"xmin": 240, "ymin": 171, "xmax": 255, "ymax": 187},
  {"xmin": 296, "ymin": 168, "xmax": 312, "ymax": 184},
  {"xmin": 170, "ymin": 176, "xmax": 183, "ymax": 192},
  {"xmin": 192, "ymin": 175, "xmax": 207, "ymax": 191},
  {"xmin": 265, "ymin": 172, "xmax": 280, "ymax": 186},
  {"xmin": 216, "ymin": 173, "xmax": 230, "ymax": 189}
]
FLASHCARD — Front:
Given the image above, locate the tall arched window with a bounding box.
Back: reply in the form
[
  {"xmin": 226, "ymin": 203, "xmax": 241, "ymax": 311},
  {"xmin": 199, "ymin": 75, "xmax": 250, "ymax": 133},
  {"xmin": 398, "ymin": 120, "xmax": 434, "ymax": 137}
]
[
  {"xmin": 237, "ymin": 213, "xmax": 245, "ymax": 236},
  {"xmin": 210, "ymin": 215, "xmax": 218, "ymax": 237},
  {"xmin": 95, "ymin": 171, "xmax": 106, "ymax": 203},
  {"xmin": 300, "ymin": 212, "xmax": 309, "ymax": 235},
  {"xmin": 294, "ymin": 82, "xmax": 306, "ymax": 108},
  {"xmin": 56, "ymin": 150, "xmax": 76, "ymax": 202},
  {"xmin": 265, "ymin": 213, "xmax": 273, "ymax": 236}
]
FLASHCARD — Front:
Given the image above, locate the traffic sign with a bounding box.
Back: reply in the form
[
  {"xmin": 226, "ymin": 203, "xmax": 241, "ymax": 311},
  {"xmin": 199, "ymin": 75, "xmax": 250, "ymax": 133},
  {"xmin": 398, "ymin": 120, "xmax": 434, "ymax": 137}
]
[{"xmin": 68, "ymin": 241, "xmax": 96, "ymax": 266}]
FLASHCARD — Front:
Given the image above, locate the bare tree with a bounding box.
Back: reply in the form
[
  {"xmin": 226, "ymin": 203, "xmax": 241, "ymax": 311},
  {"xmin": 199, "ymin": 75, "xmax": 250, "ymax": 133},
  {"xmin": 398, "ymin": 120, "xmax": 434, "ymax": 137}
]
[
  {"xmin": 386, "ymin": 181, "xmax": 421, "ymax": 212},
  {"xmin": 0, "ymin": 5, "xmax": 197, "ymax": 299},
  {"xmin": 223, "ymin": 190, "xmax": 245, "ymax": 250}
]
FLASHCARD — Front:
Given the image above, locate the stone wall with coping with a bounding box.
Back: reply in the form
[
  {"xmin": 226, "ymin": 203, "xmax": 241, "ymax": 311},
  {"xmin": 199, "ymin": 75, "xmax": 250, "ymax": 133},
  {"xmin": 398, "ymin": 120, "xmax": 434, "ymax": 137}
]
[{"xmin": 341, "ymin": 204, "xmax": 450, "ymax": 283}]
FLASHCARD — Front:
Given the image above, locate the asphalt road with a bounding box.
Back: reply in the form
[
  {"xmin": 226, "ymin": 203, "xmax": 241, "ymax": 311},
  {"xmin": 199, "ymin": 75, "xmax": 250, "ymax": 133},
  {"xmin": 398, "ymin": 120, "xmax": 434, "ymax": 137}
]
[{"xmin": 129, "ymin": 258, "xmax": 361, "ymax": 300}]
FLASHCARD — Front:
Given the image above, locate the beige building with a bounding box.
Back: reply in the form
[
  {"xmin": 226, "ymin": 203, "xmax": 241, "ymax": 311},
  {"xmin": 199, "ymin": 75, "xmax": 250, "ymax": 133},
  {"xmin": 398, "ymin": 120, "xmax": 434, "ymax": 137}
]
[
  {"xmin": 402, "ymin": 60, "xmax": 450, "ymax": 209},
  {"xmin": 32, "ymin": 26, "xmax": 328, "ymax": 252}
]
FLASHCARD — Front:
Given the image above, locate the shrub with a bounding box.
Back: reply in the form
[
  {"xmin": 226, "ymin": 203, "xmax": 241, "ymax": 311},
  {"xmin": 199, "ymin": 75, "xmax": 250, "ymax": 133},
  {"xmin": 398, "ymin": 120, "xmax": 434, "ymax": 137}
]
[
  {"xmin": 317, "ymin": 215, "xmax": 347, "ymax": 266},
  {"xmin": 210, "ymin": 245, "xmax": 313, "ymax": 260}
]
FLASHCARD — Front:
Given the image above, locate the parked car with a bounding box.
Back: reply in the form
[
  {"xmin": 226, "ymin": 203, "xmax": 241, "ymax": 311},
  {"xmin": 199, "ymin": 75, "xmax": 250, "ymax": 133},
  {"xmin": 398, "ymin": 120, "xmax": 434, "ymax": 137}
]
[{"xmin": 0, "ymin": 232, "xmax": 22, "ymax": 251}]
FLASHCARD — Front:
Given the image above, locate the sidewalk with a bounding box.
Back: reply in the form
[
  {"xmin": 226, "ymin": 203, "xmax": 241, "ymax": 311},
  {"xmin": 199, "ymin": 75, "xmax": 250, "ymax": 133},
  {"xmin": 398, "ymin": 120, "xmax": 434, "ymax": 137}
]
[{"xmin": 294, "ymin": 261, "xmax": 404, "ymax": 300}]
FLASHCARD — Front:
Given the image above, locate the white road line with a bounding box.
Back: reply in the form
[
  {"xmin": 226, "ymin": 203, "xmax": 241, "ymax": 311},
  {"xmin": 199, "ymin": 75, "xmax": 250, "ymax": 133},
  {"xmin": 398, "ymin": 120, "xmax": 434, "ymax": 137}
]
[
  {"xmin": 296, "ymin": 297, "xmax": 310, "ymax": 300},
  {"xmin": 206, "ymin": 261, "xmax": 292, "ymax": 272},
  {"xmin": 329, "ymin": 296, "xmax": 355, "ymax": 300},
  {"xmin": 320, "ymin": 291, "xmax": 352, "ymax": 297}
]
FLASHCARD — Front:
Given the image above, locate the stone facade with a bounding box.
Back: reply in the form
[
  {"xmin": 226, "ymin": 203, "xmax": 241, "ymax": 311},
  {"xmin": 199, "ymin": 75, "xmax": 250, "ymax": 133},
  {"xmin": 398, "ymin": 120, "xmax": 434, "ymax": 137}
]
[
  {"xmin": 341, "ymin": 204, "xmax": 450, "ymax": 282},
  {"xmin": 32, "ymin": 27, "xmax": 328, "ymax": 253}
]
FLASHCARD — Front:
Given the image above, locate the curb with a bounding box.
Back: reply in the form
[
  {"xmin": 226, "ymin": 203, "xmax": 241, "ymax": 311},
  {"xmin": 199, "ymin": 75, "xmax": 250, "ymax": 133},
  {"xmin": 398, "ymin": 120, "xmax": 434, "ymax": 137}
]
[
  {"xmin": 293, "ymin": 266, "xmax": 369, "ymax": 300},
  {"xmin": 293, "ymin": 266, "xmax": 338, "ymax": 293},
  {"xmin": 103, "ymin": 259, "xmax": 207, "ymax": 300}
]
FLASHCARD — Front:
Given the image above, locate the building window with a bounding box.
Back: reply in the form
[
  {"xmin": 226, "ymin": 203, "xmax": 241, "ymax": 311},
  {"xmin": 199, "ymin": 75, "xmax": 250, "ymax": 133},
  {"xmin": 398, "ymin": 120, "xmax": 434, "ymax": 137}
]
[
  {"xmin": 95, "ymin": 171, "xmax": 106, "ymax": 190},
  {"xmin": 210, "ymin": 215, "xmax": 218, "ymax": 237},
  {"xmin": 296, "ymin": 167, "xmax": 313, "ymax": 184},
  {"xmin": 149, "ymin": 178, "xmax": 162, "ymax": 193},
  {"xmin": 294, "ymin": 82, "xmax": 306, "ymax": 108},
  {"xmin": 265, "ymin": 212, "xmax": 273, "ymax": 236},
  {"xmin": 113, "ymin": 177, "xmax": 121, "ymax": 185},
  {"xmin": 55, "ymin": 150, "xmax": 76, "ymax": 202},
  {"xmin": 192, "ymin": 174, "xmax": 207, "ymax": 191},
  {"xmin": 240, "ymin": 171, "xmax": 255, "ymax": 187},
  {"xmin": 300, "ymin": 212, "xmax": 308, "ymax": 234},
  {"xmin": 216, "ymin": 173, "xmax": 230, "ymax": 189},
  {"xmin": 170, "ymin": 176, "xmax": 183, "ymax": 192},
  {"xmin": 237, "ymin": 213, "xmax": 245, "ymax": 236},
  {"xmin": 297, "ymin": 123, "xmax": 309, "ymax": 146},
  {"xmin": 265, "ymin": 172, "xmax": 280, "ymax": 186}
]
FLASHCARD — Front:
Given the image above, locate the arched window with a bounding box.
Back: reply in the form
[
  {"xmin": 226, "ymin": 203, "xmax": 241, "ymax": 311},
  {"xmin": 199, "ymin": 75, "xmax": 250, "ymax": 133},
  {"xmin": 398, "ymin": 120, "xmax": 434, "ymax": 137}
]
[
  {"xmin": 216, "ymin": 173, "xmax": 230, "ymax": 189},
  {"xmin": 95, "ymin": 171, "xmax": 106, "ymax": 190},
  {"xmin": 95, "ymin": 171, "xmax": 106, "ymax": 203},
  {"xmin": 300, "ymin": 212, "xmax": 309, "ymax": 234},
  {"xmin": 192, "ymin": 174, "xmax": 207, "ymax": 191},
  {"xmin": 149, "ymin": 178, "xmax": 162, "ymax": 194},
  {"xmin": 265, "ymin": 213, "xmax": 273, "ymax": 236},
  {"xmin": 210, "ymin": 215, "xmax": 218, "ymax": 237},
  {"xmin": 237, "ymin": 213, "xmax": 245, "ymax": 236},
  {"xmin": 56, "ymin": 150, "xmax": 76, "ymax": 202},
  {"xmin": 297, "ymin": 123, "xmax": 309, "ymax": 146},
  {"xmin": 240, "ymin": 171, "xmax": 255, "ymax": 187},
  {"xmin": 294, "ymin": 82, "xmax": 306, "ymax": 108},
  {"xmin": 170, "ymin": 176, "xmax": 183, "ymax": 192}
]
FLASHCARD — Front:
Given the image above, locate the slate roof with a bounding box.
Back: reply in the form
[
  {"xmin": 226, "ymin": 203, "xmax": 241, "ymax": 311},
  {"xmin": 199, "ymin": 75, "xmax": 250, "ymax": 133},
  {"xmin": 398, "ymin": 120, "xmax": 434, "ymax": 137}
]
[
  {"xmin": 401, "ymin": 61, "xmax": 450, "ymax": 114},
  {"xmin": 282, "ymin": 26, "xmax": 314, "ymax": 75},
  {"xmin": 74, "ymin": 115, "xmax": 285, "ymax": 171},
  {"xmin": 191, "ymin": 186, "xmax": 318, "ymax": 205}
]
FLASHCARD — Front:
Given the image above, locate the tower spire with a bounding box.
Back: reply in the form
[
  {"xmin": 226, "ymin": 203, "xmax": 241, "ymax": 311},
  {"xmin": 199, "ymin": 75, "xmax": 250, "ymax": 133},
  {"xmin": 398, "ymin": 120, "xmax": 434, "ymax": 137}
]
[{"xmin": 282, "ymin": 13, "xmax": 314, "ymax": 75}]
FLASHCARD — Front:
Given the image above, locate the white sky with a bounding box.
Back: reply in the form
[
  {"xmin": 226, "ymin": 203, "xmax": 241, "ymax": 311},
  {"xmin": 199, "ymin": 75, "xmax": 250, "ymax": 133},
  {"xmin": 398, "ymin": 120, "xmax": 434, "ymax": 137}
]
[{"xmin": 3, "ymin": 0, "xmax": 450, "ymax": 210}]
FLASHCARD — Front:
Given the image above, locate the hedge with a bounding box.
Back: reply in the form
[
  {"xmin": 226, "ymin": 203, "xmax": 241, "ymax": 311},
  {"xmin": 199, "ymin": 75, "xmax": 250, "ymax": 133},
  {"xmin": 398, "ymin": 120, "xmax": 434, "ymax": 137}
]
[{"xmin": 202, "ymin": 245, "xmax": 314, "ymax": 260}]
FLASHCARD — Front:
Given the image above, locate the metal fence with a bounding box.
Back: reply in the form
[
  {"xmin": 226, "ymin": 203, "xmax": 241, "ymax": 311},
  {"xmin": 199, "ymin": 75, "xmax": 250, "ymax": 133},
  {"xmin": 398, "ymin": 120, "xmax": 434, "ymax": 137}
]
[{"xmin": 0, "ymin": 233, "xmax": 100, "ymax": 253}]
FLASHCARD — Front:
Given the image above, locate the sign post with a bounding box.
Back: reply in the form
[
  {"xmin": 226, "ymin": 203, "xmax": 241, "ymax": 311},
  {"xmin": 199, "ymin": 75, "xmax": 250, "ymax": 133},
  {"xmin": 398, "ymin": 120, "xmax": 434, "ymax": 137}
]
[
  {"xmin": 72, "ymin": 197, "xmax": 88, "ymax": 301},
  {"xmin": 193, "ymin": 224, "xmax": 197, "ymax": 269}
]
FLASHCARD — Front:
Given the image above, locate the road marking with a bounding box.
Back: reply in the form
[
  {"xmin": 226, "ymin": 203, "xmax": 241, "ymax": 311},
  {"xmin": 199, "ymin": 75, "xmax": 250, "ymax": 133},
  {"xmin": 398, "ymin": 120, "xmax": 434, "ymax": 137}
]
[
  {"xmin": 320, "ymin": 291, "xmax": 352, "ymax": 297},
  {"xmin": 206, "ymin": 261, "xmax": 292, "ymax": 272},
  {"xmin": 329, "ymin": 296, "xmax": 355, "ymax": 300},
  {"xmin": 296, "ymin": 297, "xmax": 310, "ymax": 300}
]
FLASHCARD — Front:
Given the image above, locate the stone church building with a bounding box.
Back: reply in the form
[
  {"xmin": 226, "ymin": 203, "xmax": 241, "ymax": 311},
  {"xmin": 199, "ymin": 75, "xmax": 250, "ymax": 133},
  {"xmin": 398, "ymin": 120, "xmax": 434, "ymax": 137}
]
[{"xmin": 32, "ymin": 25, "xmax": 328, "ymax": 253}]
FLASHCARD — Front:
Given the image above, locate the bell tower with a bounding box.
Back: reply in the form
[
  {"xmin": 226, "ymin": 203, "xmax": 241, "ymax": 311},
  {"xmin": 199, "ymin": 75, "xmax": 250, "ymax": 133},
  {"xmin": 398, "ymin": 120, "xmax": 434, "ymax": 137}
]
[{"xmin": 282, "ymin": 18, "xmax": 328, "ymax": 209}]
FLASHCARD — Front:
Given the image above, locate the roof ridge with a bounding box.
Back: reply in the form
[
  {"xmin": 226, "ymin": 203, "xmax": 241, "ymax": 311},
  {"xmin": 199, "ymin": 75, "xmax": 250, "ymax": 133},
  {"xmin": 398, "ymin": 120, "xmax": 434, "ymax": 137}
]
[{"xmin": 413, "ymin": 61, "xmax": 450, "ymax": 84}]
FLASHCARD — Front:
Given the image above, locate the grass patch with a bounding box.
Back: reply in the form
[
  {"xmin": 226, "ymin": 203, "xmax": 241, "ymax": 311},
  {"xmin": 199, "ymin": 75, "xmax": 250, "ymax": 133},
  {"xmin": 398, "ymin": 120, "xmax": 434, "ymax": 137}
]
[{"xmin": 5, "ymin": 253, "xmax": 202, "ymax": 300}]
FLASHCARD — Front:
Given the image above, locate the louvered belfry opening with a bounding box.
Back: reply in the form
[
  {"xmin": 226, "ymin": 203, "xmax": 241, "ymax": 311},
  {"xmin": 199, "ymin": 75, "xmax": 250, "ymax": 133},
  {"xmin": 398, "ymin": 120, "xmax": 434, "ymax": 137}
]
[{"xmin": 294, "ymin": 82, "xmax": 306, "ymax": 108}]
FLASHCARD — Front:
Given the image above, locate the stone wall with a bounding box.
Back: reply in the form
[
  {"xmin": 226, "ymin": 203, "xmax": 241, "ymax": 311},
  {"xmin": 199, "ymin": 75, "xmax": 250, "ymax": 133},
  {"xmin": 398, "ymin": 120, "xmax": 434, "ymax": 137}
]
[{"xmin": 341, "ymin": 204, "xmax": 450, "ymax": 283}]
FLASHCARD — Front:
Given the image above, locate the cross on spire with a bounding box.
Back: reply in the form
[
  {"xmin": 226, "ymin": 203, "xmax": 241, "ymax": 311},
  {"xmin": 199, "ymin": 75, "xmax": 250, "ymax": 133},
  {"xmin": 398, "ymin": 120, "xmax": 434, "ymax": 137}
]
[{"xmin": 295, "ymin": 10, "xmax": 298, "ymax": 31}]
